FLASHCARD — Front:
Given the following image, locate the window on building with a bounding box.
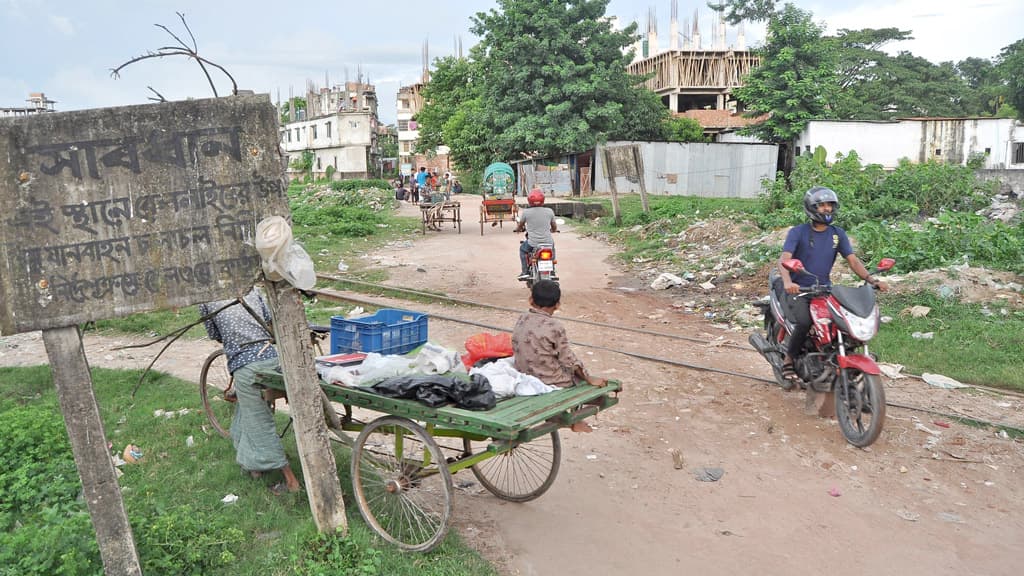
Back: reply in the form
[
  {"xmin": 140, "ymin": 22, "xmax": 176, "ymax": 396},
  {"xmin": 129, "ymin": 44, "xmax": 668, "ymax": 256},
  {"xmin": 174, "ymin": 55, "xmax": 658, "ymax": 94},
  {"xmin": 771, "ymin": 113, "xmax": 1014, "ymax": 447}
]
[
  {"xmin": 935, "ymin": 148, "xmax": 942, "ymax": 156},
  {"xmin": 1013, "ymin": 142, "xmax": 1024, "ymax": 164},
  {"xmin": 326, "ymin": 121, "xmax": 332, "ymax": 138},
  {"xmin": 316, "ymin": 156, "xmax": 321, "ymax": 170},
  {"xmin": 398, "ymin": 119, "xmax": 409, "ymax": 131},
  {"xmin": 312, "ymin": 125, "xmax": 318, "ymax": 139},
  {"xmin": 294, "ymin": 128, "xmax": 299, "ymax": 140},
  {"xmin": 286, "ymin": 130, "xmax": 291, "ymax": 143},
  {"xmin": 400, "ymin": 99, "xmax": 409, "ymax": 110}
]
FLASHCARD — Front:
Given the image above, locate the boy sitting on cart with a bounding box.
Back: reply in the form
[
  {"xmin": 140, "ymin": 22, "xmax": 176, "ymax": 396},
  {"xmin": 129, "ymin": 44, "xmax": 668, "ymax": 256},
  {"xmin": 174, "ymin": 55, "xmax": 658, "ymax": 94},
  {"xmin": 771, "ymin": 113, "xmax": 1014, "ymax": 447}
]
[{"xmin": 512, "ymin": 280, "xmax": 609, "ymax": 431}]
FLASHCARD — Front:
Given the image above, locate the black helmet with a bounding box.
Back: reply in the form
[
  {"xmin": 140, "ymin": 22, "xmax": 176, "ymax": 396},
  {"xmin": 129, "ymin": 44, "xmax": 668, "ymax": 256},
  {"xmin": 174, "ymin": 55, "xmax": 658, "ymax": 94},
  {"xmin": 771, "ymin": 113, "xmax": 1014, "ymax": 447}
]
[{"xmin": 803, "ymin": 186, "xmax": 839, "ymax": 225}]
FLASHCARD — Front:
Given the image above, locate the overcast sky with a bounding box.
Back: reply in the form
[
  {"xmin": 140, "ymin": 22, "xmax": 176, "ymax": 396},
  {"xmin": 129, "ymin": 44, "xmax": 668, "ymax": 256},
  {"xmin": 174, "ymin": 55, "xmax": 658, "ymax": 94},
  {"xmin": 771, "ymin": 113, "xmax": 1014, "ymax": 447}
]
[{"xmin": 2, "ymin": 0, "xmax": 1021, "ymax": 124}]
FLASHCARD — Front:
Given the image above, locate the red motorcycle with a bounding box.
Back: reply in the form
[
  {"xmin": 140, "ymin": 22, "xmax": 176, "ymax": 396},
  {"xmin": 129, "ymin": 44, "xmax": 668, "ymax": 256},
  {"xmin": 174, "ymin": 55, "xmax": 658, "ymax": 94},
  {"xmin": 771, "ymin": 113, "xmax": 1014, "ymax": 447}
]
[{"xmin": 749, "ymin": 257, "xmax": 895, "ymax": 447}]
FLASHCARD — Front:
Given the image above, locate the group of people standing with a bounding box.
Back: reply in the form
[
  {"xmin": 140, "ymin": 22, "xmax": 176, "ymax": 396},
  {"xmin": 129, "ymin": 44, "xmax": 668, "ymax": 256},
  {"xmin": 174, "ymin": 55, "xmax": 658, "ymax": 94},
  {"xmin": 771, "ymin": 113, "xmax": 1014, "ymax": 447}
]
[{"xmin": 393, "ymin": 167, "xmax": 462, "ymax": 204}]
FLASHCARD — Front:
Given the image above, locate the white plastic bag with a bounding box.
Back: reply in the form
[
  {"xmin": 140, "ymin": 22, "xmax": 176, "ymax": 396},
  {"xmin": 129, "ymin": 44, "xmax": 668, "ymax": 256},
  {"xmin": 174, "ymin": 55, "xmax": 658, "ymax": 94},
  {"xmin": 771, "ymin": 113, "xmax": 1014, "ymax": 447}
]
[{"xmin": 255, "ymin": 216, "xmax": 316, "ymax": 289}]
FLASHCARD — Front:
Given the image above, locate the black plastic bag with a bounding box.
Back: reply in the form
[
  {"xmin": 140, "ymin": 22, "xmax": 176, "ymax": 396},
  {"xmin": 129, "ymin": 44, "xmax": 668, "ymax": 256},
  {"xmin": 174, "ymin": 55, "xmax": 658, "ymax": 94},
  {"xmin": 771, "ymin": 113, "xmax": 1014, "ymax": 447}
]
[{"xmin": 368, "ymin": 373, "xmax": 496, "ymax": 411}]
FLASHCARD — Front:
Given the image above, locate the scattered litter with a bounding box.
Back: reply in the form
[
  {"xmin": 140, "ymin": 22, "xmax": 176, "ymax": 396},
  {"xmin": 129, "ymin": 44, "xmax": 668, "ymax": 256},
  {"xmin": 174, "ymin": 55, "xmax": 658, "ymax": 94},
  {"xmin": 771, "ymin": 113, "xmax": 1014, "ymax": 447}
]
[
  {"xmin": 901, "ymin": 305, "xmax": 932, "ymax": 318},
  {"xmin": 828, "ymin": 487, "xmax": 841, "ymax": 497},
  {"xmin": 878, "ymin": 363, "xmax": 907, "ymax": 380},
  {"xmin": 922, "ymin": 373, "xmax": 968, "ymax": 389},
  {"xmin": 995, "ymin": 401, "xmax": 1013, "ymax": 408},
  {"xmin": 693, "ymin": 467, "xmax": 724, "ymax": 482},
  {"xmin": 122, "ymin": 444, "xmax": 143, "ymax": 464},
  {"xmin": 932, "ymin": 421, "xmax": 951, "ymax": 428},
  {"xmin": 336, "ymin": 260, "xmax": 349, "ymax": 272},
  {"xmin": 185, "ymin": 435, "xmax": 195, "ymax": 448},
  {"xmin": 153, "ymin": 408, "xmax": 190, "ymax": 419},
  {"xmin": 996, "ymin": 430, "xmax": 1010, "ymax": 440},
  {"xmin": 650, "ymin": 273, "xmax": 685, "ymax": 290},
  {"xmin": 699, "ymin": 281, "xmax": 716, "ymax": 291},
  {"xmin": 346, "ymin": 307, "xmax": 365, "ymax": 318},
  {"xmin": 880, "ymin": 315, "xmax": 893, "ymax": 324},
  {"xmin": 221, "ymin": 494, "xmax": 239, "ymax": 504},
  {"xmin": 585, "ymin": 454, "xmax": 598, "ymax": 460},
  {"xmin": 915, "ymin": 422, "xmax": 941, "ymax": 436},
  {"xmin": 669, "ymin": 448, "xmax": 685, "ymax": 470},
  {"xmin": 899, "ymin": 466, "xmax": 908, "ymax": 473},
  {"xmin": 911, "ymin": 331, "xmax": 934, "ymax": 340},
  {"xmin": 895, "ymin": 509, "xmax": 920, "ymax": 522},
  {"xmin": 937, "ymin": 512, "xmax": 964, "ymax": 524}
]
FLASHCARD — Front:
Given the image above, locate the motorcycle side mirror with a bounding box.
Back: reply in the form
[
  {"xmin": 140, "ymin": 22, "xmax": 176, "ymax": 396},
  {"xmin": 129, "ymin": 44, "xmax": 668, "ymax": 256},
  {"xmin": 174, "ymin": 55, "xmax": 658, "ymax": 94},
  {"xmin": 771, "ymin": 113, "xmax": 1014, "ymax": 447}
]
[
  {"xmin": 876, "ymin": 258, "xmax": 896, "ymax": 272},
  {"xmin": 781, "ymin": 258, "xmax": 805, "ymax": 274}
]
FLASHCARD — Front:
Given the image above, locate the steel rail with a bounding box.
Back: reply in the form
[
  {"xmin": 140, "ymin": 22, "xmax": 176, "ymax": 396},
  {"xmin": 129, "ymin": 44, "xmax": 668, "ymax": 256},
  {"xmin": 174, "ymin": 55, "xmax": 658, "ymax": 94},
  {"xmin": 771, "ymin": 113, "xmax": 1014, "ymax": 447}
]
[{"xmin": 312, "ymin": 282, "xmax": 1024, "ymax": 434}]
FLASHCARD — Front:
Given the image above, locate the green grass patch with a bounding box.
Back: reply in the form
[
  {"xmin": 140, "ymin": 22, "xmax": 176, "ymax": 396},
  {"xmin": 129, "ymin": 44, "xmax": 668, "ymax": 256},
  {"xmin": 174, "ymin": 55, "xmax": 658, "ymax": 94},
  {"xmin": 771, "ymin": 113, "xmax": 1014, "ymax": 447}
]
[
  {"xmin": 872, "ymin": 293, "xmax": 1024, "ymax": 391},
  {"xmin": 0, "ymin": 366, "xmax": 497, "ymax": 576}
]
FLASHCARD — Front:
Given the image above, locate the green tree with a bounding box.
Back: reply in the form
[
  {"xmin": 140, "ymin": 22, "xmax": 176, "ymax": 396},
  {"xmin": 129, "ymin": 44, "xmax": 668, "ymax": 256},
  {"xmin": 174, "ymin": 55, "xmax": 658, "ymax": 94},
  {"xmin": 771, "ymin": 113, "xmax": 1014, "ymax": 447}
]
[
  {"xmin": 664, "ymin": 116, "xmax": 706, "ymax": 142},
  {"xmin": 955, "ymin": 56, "xmax": 1004, "ymax": 116},
  {"xmin": 613, "ymin": 88, "xmax": 670, "ymax": 141},
  {"xmin": 416, "ymin": 56, "xmax": 481, "ymax": 154},
  {"xmin": 470, "ymin": 0, "xmax": 660, "ymax": 160},
  {"xmin": 828, "ymin": 27, "xmax": 912, "ymax": 119},
  {"xmin": 734, "ymin": 3, "xmax": 837, "ymax": 143},
  {"xmin": 996, "ymin": 39, "xmax": 1024, "ymax": 121},
  {"xmin": 280, "ymin": 97, "xmax": 307, "ymax": 124},
  {"xmin": 715, "ymin": 0, "xmax": 777, "ymax": 23}
]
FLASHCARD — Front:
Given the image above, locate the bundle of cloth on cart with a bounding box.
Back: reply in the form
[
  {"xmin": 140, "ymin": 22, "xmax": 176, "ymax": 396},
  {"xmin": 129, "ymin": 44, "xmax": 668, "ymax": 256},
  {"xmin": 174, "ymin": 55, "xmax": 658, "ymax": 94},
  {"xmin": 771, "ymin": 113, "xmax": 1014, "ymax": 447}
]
[{"xmin": 316, "ymin": 342, "xmax": 557, "ymax": 411}]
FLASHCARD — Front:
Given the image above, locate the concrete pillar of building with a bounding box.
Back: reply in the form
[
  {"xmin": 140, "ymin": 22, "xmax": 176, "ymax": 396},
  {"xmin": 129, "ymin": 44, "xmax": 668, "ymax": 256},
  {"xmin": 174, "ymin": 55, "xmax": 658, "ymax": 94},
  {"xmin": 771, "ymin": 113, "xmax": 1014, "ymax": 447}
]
[{"xmin": 670, "ymin": 93, "xmax": 680, "ymax": 114}]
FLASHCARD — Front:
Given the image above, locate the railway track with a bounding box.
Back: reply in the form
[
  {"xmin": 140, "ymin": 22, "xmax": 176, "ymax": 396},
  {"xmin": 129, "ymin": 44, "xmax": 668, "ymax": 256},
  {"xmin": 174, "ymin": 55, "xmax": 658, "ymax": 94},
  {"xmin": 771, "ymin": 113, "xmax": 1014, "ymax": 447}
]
[{"xmin": 313, "ymin": 274, "xmax": 1024, "ymax": 433}]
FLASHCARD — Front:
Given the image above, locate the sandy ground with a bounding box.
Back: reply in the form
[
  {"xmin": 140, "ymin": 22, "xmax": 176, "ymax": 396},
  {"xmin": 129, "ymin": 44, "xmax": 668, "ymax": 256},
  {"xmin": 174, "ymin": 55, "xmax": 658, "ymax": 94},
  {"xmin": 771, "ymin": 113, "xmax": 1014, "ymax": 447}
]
[{"xmin": 2, "ymin": 193, "xmax": 1022, "ymax": 575}]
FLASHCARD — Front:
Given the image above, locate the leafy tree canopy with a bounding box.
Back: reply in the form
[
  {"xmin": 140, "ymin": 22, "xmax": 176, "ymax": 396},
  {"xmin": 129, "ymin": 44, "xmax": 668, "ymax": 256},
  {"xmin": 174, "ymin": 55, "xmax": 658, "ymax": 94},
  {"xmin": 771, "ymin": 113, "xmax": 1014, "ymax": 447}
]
[
  {"xmin": 733, "ymin": 3, "xmax": 837, "ymax": 142},
  {"xmin": 664, "ymin": 116, "xmax": 707, "ymax": 142},
  {"xmin": 469, "ymin": 0, "xmax": 654, "ymax": 160},
  {"xmin": 715, "ymin": 0, "xmax": 777, "ymax": 24},
  {"xmin": 996, "ymin": 38, "xmax": 1024, "ymax": 121}
]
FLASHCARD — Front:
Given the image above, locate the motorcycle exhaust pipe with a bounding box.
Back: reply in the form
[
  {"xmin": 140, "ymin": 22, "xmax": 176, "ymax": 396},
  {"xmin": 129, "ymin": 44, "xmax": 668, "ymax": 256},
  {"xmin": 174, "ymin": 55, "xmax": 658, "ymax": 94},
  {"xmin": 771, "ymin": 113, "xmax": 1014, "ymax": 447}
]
[{"xmin": 748, "ymin": 332, "xmax": 773, "ymax": 355}]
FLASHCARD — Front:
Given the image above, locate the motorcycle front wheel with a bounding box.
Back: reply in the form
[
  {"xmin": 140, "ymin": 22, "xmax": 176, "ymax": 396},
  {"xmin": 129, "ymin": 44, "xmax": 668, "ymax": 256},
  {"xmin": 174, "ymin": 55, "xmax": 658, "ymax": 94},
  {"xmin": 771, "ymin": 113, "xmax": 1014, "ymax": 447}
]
[{"xmin": 835, "ymin": 369, "xmax": 886, "ymax": 447}]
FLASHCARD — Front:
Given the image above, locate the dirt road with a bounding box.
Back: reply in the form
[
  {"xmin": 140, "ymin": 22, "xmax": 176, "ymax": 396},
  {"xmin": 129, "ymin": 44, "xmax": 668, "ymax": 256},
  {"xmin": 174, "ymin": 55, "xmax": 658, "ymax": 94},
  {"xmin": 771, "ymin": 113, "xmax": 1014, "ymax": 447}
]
[{"xmin": 2, "ymin": 193, "xmax": 1021, "ymax": 575}]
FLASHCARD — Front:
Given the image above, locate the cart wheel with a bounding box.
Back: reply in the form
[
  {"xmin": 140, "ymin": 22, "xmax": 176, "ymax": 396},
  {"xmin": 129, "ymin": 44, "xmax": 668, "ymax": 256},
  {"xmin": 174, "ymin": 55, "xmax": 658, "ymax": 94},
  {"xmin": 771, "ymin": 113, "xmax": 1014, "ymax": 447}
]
[
  {"xmin": 352, "ymin": 416, "xmax": 453, "ymax": 552},
  {"xmin": 463, "ymin": 431, "xmax": 561, "ymax": 502},
  {"xmin": 199, "ymin": 349, "xmax": 233, "ymax": 439}
]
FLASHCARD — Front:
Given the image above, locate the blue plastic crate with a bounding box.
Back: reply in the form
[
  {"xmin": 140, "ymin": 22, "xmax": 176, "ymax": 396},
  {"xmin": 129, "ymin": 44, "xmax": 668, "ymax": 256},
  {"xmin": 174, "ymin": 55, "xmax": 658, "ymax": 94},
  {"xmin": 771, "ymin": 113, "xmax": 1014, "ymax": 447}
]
[{"xmin": 330, "ymin": 309, "xmax": 429, "ymax": 355}]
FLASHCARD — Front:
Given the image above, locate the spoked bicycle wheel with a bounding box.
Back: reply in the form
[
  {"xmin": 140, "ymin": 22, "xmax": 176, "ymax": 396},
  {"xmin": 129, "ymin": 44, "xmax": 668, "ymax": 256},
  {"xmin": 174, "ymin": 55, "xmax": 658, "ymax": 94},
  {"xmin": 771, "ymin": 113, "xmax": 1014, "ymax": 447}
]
[
  {"xmin": 463, "ymin": 432, "xmax": 561, "ymax": 502},
  {"xmin": 199, "ymin": 349, "xmax": 234, "ymax": 439},
  {"xmin": 835, "ymin": 368, "xmax": 886, "ymax": 448},
  {"xmin": 351, "ymin": 416, "xmax": 453, "ymax": 552}
]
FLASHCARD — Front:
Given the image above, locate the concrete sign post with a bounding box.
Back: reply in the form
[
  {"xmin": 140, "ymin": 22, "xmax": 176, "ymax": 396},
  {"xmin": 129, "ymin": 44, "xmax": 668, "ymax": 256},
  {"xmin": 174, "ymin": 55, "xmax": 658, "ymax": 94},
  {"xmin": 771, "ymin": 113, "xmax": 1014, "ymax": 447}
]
[{"xmin": 0, "ymin": 94, "xmax": 328, "ymax": 574}]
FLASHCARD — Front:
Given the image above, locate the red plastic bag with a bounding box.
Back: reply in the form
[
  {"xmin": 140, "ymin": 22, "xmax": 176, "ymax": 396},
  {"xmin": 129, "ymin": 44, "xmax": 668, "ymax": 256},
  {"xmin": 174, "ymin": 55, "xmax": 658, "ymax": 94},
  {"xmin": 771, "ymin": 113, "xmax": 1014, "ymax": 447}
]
[{"xmin": 462, "ymin": 333, "xmax": 513, "ymax": 369}]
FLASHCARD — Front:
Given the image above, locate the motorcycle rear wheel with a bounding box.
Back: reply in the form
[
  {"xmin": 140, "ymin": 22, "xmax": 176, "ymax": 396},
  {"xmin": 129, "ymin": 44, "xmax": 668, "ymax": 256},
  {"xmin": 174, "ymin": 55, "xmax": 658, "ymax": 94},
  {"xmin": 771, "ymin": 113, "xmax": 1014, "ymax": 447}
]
[
  {"xmin": 835, "ymin": 369, "xmax": 886, "ymax": 447},
  {"xmin": 765, "ymin": 317, "xmax": 789, "ymax": 388}
]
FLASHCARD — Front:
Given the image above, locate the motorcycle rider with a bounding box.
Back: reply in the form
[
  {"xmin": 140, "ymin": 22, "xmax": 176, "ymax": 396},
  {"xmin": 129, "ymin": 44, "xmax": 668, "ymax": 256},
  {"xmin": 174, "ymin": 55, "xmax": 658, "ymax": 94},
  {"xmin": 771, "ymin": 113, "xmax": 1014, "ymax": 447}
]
[
  {"xmin": 778, "ymin": 186, "xmax": 889, "ymax": 387},
  {"xmin": 515, "ymin": 188, "xmax": 557, "ymax": 280}
]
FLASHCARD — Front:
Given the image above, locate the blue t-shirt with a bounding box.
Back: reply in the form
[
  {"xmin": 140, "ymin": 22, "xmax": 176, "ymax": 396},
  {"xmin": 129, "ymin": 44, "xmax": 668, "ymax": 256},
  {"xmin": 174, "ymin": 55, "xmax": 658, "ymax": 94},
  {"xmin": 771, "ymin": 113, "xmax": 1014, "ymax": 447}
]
[
  {"xmin": 415, "ymin": 171, "xmax": 428, "ymax": 187},
  {"xmin": 781, "ymin": 223, "xmax": 853, "ymax": 288}
]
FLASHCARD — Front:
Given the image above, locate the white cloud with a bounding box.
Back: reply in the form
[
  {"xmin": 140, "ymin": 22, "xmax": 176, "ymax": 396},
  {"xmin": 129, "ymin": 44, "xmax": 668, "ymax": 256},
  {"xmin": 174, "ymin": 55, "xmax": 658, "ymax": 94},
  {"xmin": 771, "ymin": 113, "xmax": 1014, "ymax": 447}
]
[
  {"xmin": 814, "ymin": 0, "xmax": 1022, "ymax": 62},
  {"xmin": 48, "ymin": 13, "xmax": 73, "ymax": 36}
]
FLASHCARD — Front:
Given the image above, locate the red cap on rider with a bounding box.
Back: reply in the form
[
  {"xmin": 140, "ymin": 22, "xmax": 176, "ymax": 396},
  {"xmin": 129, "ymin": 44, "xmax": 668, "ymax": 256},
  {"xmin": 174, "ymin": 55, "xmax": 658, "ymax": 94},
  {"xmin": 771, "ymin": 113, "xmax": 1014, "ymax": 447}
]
[{"xmin": 527, "ymin": 189, "xmax": 545, "ymax": 206}]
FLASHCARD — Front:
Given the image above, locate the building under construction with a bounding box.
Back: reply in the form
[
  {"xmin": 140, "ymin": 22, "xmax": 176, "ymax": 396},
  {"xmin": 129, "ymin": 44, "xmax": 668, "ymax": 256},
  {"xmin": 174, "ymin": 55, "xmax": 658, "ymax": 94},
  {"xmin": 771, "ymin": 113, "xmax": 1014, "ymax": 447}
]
[
  {"xmin": 626, "ymin": 1, "xmax": 761, "ymax": 135},
  {"xmin": 1, "ymin": 93, "xmax": 57, "ymax": 118}
]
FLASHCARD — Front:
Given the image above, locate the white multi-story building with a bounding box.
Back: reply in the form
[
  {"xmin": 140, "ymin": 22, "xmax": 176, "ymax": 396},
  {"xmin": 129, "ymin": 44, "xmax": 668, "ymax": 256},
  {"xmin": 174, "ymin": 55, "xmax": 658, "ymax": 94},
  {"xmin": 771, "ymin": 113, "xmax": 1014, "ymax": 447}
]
[{"xmin": 280, "ymin": 81, "xmax": 380, "ymax": 180}]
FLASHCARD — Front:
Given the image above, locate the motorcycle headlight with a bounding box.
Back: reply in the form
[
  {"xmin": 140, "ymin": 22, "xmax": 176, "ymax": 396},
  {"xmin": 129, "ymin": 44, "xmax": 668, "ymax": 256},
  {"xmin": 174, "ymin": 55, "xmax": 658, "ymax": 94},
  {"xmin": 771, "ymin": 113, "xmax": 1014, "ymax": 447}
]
[{"xmin": 844, "ymin": 309, "xmax": 878, "ymax": 342}]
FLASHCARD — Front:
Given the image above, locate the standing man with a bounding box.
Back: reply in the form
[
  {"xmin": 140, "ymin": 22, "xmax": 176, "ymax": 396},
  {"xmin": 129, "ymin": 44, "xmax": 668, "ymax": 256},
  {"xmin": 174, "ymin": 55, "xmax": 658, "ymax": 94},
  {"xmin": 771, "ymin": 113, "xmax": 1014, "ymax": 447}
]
[
  {"xmin": 514, "ymin": 188, "xmax": 557, "ymax": 280},
  {"xmin": 199, "ymin": 287, "xmax": 301, "ymax": 494}
]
